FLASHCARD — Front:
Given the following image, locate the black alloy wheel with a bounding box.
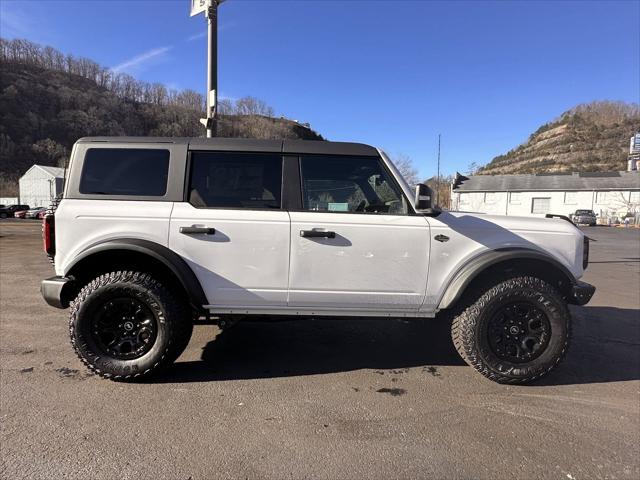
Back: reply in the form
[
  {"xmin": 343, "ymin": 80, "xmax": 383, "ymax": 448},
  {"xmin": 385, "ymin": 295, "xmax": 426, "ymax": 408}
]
[
  {"xmin": 487, "ymin": 301, "xmax": 551, "ymax": 363},
  {"xmin": 91, "ymin": 297, "xmax": 158, "ymax": 360}
]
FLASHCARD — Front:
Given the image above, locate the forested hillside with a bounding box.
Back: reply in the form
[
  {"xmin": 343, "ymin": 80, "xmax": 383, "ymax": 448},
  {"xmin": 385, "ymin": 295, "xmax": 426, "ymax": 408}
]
[
  {"xmin": 0, "ymin": 38, "xmax": 322, "ymax": 195},
  {"xmin": 479, "ymin": 102, "xmax": 639, "ymax": 175}
]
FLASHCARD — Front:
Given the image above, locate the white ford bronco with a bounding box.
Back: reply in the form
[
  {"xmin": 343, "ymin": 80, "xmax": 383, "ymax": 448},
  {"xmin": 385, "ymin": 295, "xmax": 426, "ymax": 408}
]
[{"xmin": 41, "ymin": 137, "xmax": 595, "ymax": 383}]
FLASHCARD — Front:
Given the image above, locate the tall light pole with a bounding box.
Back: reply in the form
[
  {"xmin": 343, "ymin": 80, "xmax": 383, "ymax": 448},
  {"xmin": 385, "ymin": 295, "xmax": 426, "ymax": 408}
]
[
  {"xmin": 436, "ymin": 133, "xmax": 441, "ymax": 206},
  {"xmin": 190, "ymin": 0, "xmax": 226, "ymax": 138}
]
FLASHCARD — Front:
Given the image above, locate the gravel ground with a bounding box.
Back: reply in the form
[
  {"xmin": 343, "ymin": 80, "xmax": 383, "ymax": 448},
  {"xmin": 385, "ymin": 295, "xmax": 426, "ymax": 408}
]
[{"xmin": 1, "ymin": 220, "xmax": 638, "ymax": 480}]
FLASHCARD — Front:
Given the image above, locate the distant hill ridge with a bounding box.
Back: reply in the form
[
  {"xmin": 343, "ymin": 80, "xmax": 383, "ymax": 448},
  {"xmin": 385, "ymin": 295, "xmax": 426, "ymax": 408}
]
[
  {"xmin": 0, "ymin": 38, "xmax": 322, "ymax": 194},
  {"xmin": 479, "ymin": 101, "xmax": 639, "ymax": 175}
]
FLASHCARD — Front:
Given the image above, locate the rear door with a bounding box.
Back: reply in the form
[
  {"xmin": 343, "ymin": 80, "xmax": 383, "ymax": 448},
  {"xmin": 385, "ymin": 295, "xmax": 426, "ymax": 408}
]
[
  {"xmin": 169, "ymin": 151, "xmax": 290, "ymax": 309},
  {"xmin": 288, "ymin": 154, "xmax": 430, "ymax": 312}
]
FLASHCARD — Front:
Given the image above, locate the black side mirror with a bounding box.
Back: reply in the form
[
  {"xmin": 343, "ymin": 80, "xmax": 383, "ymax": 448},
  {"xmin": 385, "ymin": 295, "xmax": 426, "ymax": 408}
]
[{"xmin": 414, "ymin": 183, "xmax": 433, "ymax": 211}]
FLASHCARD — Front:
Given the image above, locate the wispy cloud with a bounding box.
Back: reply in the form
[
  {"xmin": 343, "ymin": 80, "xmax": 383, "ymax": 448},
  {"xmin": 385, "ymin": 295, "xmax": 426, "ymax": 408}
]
[
  {"xmin": 111, "ymin": 46, "xmax": 172, "ymax": 74},
  {"xmin": 186, "ymin": 22, "xmax": 236, "ymax": 42},
  {"xmin": 187, "ymin": 31, "xmax": 208, "ymax": 42},
  {"xmin": 0, "ymin": 1, "xmax": 42, "ymax": 40}
]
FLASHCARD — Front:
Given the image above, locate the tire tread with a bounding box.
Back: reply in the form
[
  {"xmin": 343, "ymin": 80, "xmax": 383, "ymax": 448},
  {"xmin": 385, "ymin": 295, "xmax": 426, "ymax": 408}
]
[{"xmin": 451, "ymin": 276, "xmax": 571, "ymax": 384}]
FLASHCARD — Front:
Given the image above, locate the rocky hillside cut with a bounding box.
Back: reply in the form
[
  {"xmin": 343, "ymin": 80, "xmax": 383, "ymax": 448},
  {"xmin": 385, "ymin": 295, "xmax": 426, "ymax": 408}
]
[{"xmin": 479, "ymin": 102, "xmax": 639, "ymax": 175}]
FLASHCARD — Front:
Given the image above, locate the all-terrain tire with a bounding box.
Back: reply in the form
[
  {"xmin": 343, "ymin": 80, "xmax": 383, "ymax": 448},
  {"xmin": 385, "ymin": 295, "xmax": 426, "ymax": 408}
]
[
  {"xmin": 451, "ymin": 276, "xmax": 571, "ymax": 384},
  {"xmin": 69, "ymin": 271, "xmax": 192, "ymax": 381}
]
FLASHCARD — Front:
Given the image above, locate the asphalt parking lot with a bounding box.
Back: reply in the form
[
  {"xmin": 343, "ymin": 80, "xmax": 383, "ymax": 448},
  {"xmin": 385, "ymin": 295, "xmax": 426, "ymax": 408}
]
[{"xmin": 1, "ymin": 220, "xmax": 638, "ymax": 480}]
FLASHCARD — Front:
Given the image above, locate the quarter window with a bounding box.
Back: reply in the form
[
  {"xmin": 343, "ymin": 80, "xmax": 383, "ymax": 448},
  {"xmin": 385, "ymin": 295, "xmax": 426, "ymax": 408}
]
[
  {"xmin": 80, "ymin": 148, "xmax": 169, "ymax": 196},
  {"xmin": 300, "ymin": 156, "xmax": 407, "ymax": 215},
  {"xmin": 188, "ymin": 152, "xmax": 282, "ymax": 209}
]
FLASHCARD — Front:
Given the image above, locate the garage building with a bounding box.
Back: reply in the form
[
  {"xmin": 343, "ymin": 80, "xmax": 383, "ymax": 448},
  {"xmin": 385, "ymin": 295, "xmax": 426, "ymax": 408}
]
[
  {"xmin": 451, "ymin": 171, "xmax": 640, "ymax": 223},
  {"xmin": 19, "ymin": 165, "xmax": 64, "ymax": 208}
]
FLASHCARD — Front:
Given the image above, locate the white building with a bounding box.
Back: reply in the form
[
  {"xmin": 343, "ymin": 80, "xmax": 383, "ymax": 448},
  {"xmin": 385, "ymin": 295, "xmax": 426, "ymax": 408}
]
[
  {"xmin": 451, "ymin": 171, "xmax": 640, "ymax": 222},
  {"xmin": 19, "ymin": 165, "xmax": 65, "ymax": 208}
]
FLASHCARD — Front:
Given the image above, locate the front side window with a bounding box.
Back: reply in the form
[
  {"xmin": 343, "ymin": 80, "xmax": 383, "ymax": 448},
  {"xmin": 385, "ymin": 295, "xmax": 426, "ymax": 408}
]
[
  {"xmin": 80, "ymin": 148, "xmax": 169, "ymax": 196},
  {"xmin": 300, "ymin": 155, "xmax": 407, "ymax": 215},
  {"xmin": 188, "ymin": 152, "xmax": 282, "ymax": 209}
]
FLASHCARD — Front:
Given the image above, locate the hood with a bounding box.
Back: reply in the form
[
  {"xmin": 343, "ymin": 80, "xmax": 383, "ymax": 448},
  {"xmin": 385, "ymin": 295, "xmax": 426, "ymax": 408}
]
[
  {"xmin": 445, "ymin": 210, "xmax": 581, "ymax": 235},
  {"xmin": 428, "ymin": 211, "xmax": 585, "ymax": 279}
]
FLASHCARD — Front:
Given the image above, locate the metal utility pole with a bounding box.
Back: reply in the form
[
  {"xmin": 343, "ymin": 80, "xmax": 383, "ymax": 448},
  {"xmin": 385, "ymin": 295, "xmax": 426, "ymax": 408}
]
[
  {"xmin": 205, "ymin": 0, "xmax": 218, "ymax": 137},
  {"xmin": 436, "ymin": 134, "xmax": 441, "ymax": 206},
  {"xmin": 190, "ymin": 0, "xmax": 225, "ymax": 138}
]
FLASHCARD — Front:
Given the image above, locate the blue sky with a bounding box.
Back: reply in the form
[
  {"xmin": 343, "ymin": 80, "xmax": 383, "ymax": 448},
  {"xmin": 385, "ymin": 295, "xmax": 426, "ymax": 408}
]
[{"xmin": 1, "ymin": 0, "xmax": 638, "ymax": 179}]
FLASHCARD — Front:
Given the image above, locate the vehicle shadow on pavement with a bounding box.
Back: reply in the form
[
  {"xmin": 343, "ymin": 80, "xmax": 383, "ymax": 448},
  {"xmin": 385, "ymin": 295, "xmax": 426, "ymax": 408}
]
[
  {"xmin": 536, "ymin": 306, "xmax": 640, "ymax": 386},
  {"xmin": 155, "ymin": 317, "xmax": 466, "ymax": 383},
  {"xmin": 153, "ymin": 306, "xmax": 640, "ymax": 385}
]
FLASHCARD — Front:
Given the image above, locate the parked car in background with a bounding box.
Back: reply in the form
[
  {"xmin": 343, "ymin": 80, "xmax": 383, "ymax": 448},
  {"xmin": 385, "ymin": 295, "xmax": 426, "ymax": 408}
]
[
  {"xmin": 25, "ymin": 207, "xmax": 47, "ymax": 219},
  {"xmin": 14, "ymin": 210, "xmax": 28, "ymax": 219},
  {"xmin": 0, "ymin": 204, "xmax": 30, "ymax": 218},
  {"xmin": 571, "ymin": 209, "xmax": 597, "ymax": 226},
  {"xmin": 37, "ymin": 209, "xmax": 48, "ymax": 220}
]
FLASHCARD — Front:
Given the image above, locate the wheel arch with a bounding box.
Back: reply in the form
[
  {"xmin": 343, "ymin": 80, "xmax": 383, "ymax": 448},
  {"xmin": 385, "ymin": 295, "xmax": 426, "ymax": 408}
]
[
  {"xmin": 438, "ymin": 248, "xmax": 577, "ymax": 311},
  {"xmin": 64, "ymin": 238, "xmax": 207, "ymax": 312}
]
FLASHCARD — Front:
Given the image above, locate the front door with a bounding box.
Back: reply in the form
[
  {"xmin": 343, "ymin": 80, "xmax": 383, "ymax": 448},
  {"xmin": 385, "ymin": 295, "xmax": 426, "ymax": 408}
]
[
  {"xmin": 288, "ymin": 154, "xmax": 430, "ymax": 312},
  {"xmin": 169, "ymin": 151, "xmax": 290, "ymax": 308}
]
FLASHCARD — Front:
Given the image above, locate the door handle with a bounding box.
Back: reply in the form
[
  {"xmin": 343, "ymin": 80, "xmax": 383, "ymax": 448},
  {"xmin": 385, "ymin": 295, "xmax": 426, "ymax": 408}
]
[
  {"xmin": 180, "ymin": 226, "xmax": 216, "ymax": 235},
  {"xmin": 300, "ymin": 229, "xmax": 336, "ymax": 239}
]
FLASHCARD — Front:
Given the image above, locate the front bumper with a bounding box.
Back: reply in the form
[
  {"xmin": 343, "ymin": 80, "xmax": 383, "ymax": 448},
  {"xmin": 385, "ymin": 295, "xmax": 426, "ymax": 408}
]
[
  {"xmin": 568, "ymin": 280, "xmax": 596, "ymax": 306},
  {"xmin": 41, "ymin": 276, "xmax": 74, "ymax": 309}
]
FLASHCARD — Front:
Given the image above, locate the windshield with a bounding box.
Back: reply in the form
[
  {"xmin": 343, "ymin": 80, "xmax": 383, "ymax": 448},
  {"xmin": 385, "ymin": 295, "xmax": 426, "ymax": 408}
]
[{"xmin": 576, "ymin": 210, "xmax": 594, "ymax": 215}]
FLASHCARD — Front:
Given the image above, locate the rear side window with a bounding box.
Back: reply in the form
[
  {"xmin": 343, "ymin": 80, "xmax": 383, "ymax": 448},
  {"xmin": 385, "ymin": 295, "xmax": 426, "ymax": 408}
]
[
  {"xmin": 188, "ymin": 152, "xmax": 282, "ymax": 209},
  {"xmin": 79, "ymin": 148, "xmax": 169, "ymax": 196}
]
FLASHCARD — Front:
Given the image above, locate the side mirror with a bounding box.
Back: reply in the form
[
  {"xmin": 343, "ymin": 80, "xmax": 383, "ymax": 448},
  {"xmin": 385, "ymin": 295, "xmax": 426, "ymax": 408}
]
[{"xmin": 414, "ymin": 183, "xmax": 433, "ymax": 211}]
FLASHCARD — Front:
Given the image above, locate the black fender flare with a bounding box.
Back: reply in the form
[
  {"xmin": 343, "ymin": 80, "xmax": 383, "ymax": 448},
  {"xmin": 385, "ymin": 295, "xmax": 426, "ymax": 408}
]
[
  {"xmin": 437, "ymin": 248, "xmax": 577, "ymax": 310},
  {"xmin": 65, "ymin": 238, "xmax": 207, "ymax": 311}
]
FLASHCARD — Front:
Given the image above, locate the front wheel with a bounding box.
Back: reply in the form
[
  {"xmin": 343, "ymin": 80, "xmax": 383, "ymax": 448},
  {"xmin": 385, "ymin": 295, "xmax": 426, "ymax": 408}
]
[
  {"xmin": 69, "ymin": 271, "xmax": 192, "ymax": 381},
  {"xmin": 451, "ymin": 276, "xmax": 570, "ymax": 384}
]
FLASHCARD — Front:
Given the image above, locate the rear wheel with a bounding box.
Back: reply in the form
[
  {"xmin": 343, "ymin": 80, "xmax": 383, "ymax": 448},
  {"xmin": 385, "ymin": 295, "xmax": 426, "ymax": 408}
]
[
  {"xmin": 69, "ymin": 271, "xmax": 192, "ymax": 380},
  {"xmin": 451, "ymin": 276, "xmax": 570, "ymax": 384}
]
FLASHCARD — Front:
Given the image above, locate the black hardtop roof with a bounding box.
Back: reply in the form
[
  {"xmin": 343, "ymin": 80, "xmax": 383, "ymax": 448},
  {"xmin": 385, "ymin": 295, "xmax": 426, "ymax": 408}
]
[{"xmin": 76, "ymin": 137, "xmax": 379, "ymax": 157}]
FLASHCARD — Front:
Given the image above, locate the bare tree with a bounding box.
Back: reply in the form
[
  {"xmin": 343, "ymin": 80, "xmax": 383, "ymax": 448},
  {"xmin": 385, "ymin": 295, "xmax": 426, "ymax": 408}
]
[
  {"xmin": 392, "ymin": 154, "xmax": 420, "ymax": 186},
  {"xmin": 466, "ymin": 162, "xmax": 481, "ymax": 175},
  {"xmin": 425, "ymin": 174, "xmax": 454, "ymax": 210},
  {"xmin": 234, "ymin": 96, "xmax": 275, "ymax": 117},
  {"xmin": 0, "ymin": 38, "xmax": 288, "ymax": 121},
  {"xmin": 217, "ymin": 98, "xmax": 234, "ymax": 115}
]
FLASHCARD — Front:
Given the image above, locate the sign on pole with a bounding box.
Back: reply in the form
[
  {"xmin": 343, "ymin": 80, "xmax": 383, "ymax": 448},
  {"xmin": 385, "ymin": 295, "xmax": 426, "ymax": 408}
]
[{"xmin": 190, "ymin": 0, "xmax": 208, "ymax": 17}]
